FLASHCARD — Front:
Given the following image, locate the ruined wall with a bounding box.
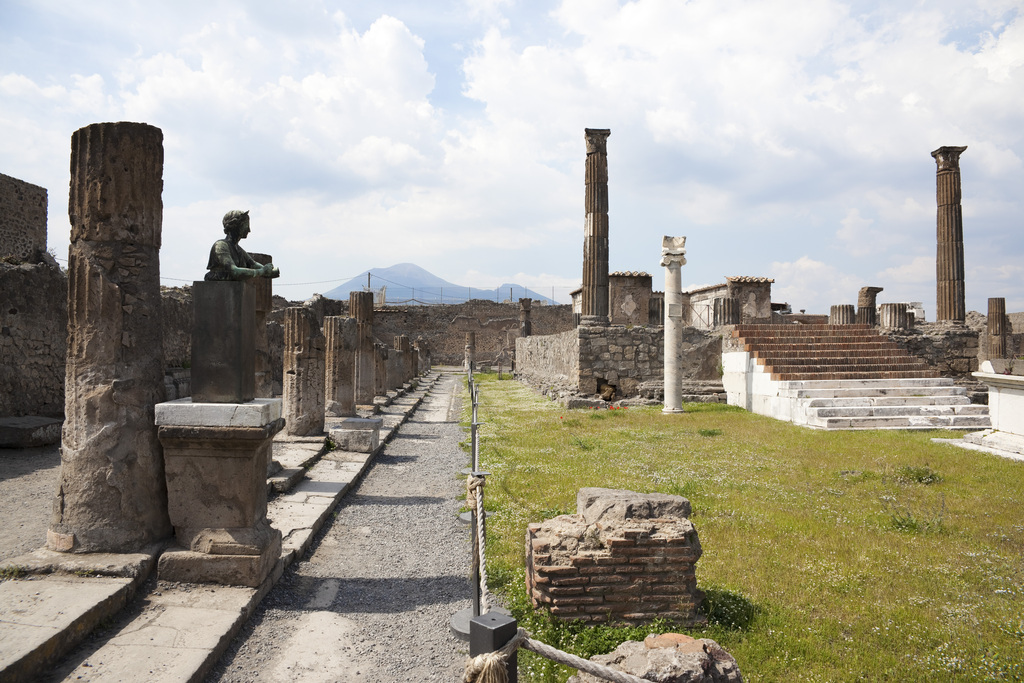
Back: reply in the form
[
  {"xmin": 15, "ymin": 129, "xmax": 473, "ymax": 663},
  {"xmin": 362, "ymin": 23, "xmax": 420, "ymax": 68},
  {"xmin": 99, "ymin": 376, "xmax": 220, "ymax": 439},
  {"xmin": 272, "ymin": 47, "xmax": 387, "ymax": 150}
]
[
  {"xmin": 609, "ymin": 272, "xmax": 652, "ymax": 326},
  {"xmin": 0, "ymin": 173, "xmax": 47, "ymax": 261},
  {"xmin": 0, "ymin": 259, "xmax": 66, "ymax": 417},
  {"xmin": 161, "ymin": 287, "xmax": 192, "ymax": 368},
  {"xmin": 578, "ymin": 324, "xmax": 664, "ymax": 397},
  {"xmin": 516, "ymin": 329, "xmax": 580, "ymax": 395},
  {"xmin": 887, "ymin": 320, "xmax": 983, "ymax": 378}
]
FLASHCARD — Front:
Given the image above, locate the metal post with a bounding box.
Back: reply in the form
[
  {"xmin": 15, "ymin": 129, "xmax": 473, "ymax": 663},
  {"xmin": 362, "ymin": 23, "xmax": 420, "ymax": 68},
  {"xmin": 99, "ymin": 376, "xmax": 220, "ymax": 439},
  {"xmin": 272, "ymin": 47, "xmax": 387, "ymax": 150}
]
[{"xmin": 470, "ymin": 612, "xmax": 519, "ymax": 683}]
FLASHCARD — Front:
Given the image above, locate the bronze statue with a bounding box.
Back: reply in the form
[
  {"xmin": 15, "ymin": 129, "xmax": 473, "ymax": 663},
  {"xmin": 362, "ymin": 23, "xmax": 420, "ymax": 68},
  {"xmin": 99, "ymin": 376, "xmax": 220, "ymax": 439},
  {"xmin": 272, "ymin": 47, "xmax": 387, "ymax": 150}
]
[{"xmin": 204, "ymin": 210, "xmax": 280, "ymax": 281}]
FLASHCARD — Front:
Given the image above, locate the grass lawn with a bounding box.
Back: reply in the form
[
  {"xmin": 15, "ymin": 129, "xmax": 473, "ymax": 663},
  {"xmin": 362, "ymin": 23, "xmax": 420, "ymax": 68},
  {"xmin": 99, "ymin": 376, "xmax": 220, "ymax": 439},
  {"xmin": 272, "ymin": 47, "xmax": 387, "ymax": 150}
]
[{"xmin": 463, "ymin": 374, "xmax": 1024, "ymax": 682}]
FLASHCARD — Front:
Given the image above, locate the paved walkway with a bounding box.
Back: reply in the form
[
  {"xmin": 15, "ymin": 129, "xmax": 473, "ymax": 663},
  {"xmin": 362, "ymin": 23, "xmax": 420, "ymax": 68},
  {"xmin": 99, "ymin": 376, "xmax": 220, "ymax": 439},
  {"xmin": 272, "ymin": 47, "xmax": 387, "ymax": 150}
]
[{"xmin": 0, "ymin": 370, "xmax": 469, "ymax": 683}]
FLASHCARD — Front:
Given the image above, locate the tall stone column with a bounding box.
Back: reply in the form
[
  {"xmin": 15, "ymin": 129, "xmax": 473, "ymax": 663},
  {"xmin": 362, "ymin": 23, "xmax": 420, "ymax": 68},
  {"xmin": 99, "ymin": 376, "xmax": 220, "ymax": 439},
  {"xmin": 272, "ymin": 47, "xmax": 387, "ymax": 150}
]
[
  {"xmin": 324, "ymin": 316, "xmax": 356, "ymax": 417},
  {"xmin": 250, "ymin": 253, "xmax": 274, "ymax": 397},
  {"xmin": 988, "ymin": 297, "xmax": 1007, "ymax": 359},
  {"xmin": 351, "ymin": 291, "xmax": 375, "ymax": 406},
  {"xmin": 581, "ymin": 128, "xmax": 611, "ymax": 325},
  {"xmin": 519, "ymin": 298, "xmax": 532, "ymax": 337},
  {"xmin": 50, "ymin": 122, "xmax": 171, "ymax": 553},
  {"xmin": 395, "ymin": 335, "xmax": 412, "ymax": 384},
  {"xmin": 283, "ymin": 307, "xmax": 325, "ymax": 436},
  {"xmin": 661, "ymin": 236, "xmax": 687, "ymax": 414},
  {"xmin": 932, "ymin": 146, "xmax": 967, "ymax": 322}
]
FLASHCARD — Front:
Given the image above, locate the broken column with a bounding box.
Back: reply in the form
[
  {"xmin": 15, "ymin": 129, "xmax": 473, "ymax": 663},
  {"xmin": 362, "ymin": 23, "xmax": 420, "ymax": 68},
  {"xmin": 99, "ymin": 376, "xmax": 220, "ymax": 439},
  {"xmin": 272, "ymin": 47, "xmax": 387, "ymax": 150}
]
[
  {"xmin": 413, "ymin": 338, "xmax": 431, "ymax": 374},
  {"xmin": 323, "ymin": 315, "xmax": 357, "ymax": 417},
  {"xmin": 519, "ymin": 298, "xmax": 532, "ymax": 337},
  {"xmin": 856, "ymin": 286, "xmax": 883, "ymax": 326},
  {"xmin": 988, "ymin": 297, "xmax": 1007, "ymax": 359},
  {"xmin": 351, "ymin": 291, "xmax": 375, "ymax": 407},
  {"xmin": 581, "ymin": 128, "xmax": 611, "ymax": 325},
  {"xmin": 661, "ymin": 237, "xmax": 687, "ymax": 414},
  {"xmin": 932, "ymin": 145, "xmax": 968, "ymax": 322},
  {"xmin": 49, "ymin": 122, "xmax": 172, "ymax": 553},
  {"xmin": 830, "ymin": 304, "xmax": 856, "ymax": 325},
  {"xmin": 283, "ymin": 307, "xmax": 325, "ymax": 436},
  {"xmin": 878, "ymin": 303, "xmax": 909, "ymax": 330},
  {"xmin": 395, "ymin": 335, "xmax": 413, "ymax": 385}
]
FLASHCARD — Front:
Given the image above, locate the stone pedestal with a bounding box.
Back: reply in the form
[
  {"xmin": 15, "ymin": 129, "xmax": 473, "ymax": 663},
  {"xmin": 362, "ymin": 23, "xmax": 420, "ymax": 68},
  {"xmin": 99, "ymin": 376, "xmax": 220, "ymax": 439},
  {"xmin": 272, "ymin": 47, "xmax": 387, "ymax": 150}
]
[
  {"xmin": 191, "ymin": 280, "xmax": 255, "ymax": 403},
  {"xmin": 329, "ymin": 417, "xmax": 382, "ymax": 453},
  {"xmin": 830, "ymin": 304, "xmax": 856, "ymax": 325},
  {"xmin": 968, "ymin": 362, "xmax": 1024, "ymax": 457},
  {"xmin": 155, "ymin": 399, "xmax": 283, "ymax": 587}
]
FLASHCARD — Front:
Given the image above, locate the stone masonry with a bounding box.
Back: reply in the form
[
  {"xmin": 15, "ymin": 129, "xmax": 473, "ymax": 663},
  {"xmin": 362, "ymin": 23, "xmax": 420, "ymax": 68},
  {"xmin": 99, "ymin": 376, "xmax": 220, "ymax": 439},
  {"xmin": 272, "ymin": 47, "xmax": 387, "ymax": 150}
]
[
  {"xmin": 0, "ymin": 172, "xmax": 47, "ymax": 260},
  {"xmin": 49, "ymin": 122, "xmax": 172, "ymax": 553},
  {"xmin": 283, "ymin": 306, "xmax": 325, "ymax": 436},
  {"xmin": 526, "ymin": 488, "xmax": 703, "ymax": 625}
]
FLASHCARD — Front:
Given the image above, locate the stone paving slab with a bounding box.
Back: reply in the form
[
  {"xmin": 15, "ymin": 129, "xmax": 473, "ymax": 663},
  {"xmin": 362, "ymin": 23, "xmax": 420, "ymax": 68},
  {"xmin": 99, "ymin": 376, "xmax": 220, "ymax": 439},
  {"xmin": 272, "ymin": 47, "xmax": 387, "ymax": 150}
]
[{"xmin": 0, "ymin": 372, "xmax": 443, "ymax": 683}]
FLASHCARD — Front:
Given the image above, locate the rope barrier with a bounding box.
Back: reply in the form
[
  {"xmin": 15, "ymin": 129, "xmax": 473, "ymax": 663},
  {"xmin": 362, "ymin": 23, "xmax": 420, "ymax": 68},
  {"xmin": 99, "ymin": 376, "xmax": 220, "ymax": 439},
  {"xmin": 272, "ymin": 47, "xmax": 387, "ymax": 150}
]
[{"xmin": 466, "ymin": 474, "xmax": 494, "ymax": 613}]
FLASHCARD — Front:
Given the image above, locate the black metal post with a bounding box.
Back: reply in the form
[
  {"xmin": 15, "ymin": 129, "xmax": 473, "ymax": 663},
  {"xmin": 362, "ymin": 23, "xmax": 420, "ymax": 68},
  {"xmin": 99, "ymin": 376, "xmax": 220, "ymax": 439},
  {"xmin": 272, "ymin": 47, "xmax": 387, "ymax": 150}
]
[{"xmin": 470, "ymin": 612, "xmax": 519, "ymax": 683}]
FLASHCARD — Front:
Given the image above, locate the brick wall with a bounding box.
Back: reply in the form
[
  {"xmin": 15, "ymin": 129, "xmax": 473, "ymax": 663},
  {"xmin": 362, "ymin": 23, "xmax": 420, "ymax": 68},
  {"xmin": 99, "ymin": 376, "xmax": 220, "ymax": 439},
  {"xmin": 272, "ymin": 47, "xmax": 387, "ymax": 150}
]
[
  {"xmin": 526, "ymin": 517, "xmax": 703, "ymax": 624},
  {"xmin": 0, "ymin": 173, "xmax": 47, "ymax": 261}
]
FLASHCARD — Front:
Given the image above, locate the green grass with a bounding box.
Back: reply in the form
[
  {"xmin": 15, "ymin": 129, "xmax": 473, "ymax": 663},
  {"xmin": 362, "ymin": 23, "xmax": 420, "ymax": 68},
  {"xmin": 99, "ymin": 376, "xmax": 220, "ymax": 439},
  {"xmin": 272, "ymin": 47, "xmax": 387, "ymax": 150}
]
[{"xmin": 464, "ymin": 373, "xmax": 1024, "ymax": 682}]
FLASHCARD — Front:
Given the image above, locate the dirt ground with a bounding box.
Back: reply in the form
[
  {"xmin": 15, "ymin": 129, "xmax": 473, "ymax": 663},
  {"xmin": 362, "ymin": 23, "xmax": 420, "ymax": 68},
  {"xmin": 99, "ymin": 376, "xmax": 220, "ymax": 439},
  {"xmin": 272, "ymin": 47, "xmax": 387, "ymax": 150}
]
[{"xmin": 0, "ymin": 443, "xmax": 61, "ymax": 563}]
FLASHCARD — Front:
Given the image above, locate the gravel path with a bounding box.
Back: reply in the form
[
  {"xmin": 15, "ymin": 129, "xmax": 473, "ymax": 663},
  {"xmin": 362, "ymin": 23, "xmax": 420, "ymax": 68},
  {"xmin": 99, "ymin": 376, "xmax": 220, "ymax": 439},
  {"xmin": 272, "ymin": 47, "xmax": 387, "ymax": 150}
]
[
  {"xmin": 0, "ymin": 444, "xmax": 60, "ymax": 564},
  {"xmin": 207, "ymin": 373, "xmax": 473, "ymax": 682}
]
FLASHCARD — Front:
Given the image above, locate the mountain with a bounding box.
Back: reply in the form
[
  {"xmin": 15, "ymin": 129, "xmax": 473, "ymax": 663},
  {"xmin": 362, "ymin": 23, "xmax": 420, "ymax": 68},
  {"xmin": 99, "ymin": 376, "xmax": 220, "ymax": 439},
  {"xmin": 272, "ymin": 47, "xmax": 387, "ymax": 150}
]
[{"xmin": 321, "ymin": 263, "xmax": 559, "ymax": 305}]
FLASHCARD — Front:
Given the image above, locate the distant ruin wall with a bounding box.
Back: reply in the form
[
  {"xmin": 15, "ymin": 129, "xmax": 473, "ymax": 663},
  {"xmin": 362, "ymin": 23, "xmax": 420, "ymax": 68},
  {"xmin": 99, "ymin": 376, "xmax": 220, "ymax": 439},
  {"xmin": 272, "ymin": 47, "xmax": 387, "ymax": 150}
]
[
  {"xmin": 516, "ymin": 329, "xmax": 581, "ymax": 395},
  {"xmin": 0, "ymin": 173, "xmax": 47, "ymax": 261},
  {"xmin": 0, "ymin": 260, "xmax": 66, "ymax": 417}
]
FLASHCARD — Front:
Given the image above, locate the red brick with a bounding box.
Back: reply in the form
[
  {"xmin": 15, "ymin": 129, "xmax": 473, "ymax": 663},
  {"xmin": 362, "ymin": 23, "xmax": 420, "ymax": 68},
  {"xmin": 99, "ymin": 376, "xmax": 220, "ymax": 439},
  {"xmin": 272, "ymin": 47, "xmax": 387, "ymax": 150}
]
[
  {"xmin": 578, "ymin": 565, "xmax": 616, "ymax": 575},
  {"xmin": 570, "ymin": 555, "xmax": 596, "ymax": 567},
  {"xmin": 550, "ymin": 576, "xmax": 590, "ymax": 587},
  {"xmin": 586, "ymin": 574, "xmax": 629, "ymax": 585},
  {"xmin": 547, "ymin": 586, "xmax": 586, "ymax": 596},
  {"xmin": 604, "ymin": 538, "xmax": 635, "ymax": 547},
  {"xmin": 532, "ymin": 553, "xmax": 552, "ymax": 563},
  {"xmin": 549, "ymin": 605, "xmax": 580, "ymax": 615},
  {"xmin": 536, "ymin": 565, "xmax": 579, "ymax": 576}
]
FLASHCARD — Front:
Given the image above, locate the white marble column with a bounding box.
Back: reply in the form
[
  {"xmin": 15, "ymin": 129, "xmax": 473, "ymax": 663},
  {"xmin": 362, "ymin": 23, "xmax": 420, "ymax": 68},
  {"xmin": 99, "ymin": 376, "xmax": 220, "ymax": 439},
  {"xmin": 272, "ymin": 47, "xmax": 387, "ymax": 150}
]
[{"xmin": 662, "ymin": 236, "xmax": 687, "ymax": 414}]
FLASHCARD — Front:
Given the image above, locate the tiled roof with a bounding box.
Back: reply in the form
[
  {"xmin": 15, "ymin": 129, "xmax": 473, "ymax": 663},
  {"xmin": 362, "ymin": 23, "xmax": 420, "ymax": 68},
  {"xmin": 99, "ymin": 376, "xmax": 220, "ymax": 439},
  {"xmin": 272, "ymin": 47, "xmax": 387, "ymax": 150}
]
[
  {"xmin": 609, "ymin": 271, "xmax": 651, "ymax": 277},
  {"xmin": 726, "ymin": 276, "xmax": 775, "ymax": 284}
]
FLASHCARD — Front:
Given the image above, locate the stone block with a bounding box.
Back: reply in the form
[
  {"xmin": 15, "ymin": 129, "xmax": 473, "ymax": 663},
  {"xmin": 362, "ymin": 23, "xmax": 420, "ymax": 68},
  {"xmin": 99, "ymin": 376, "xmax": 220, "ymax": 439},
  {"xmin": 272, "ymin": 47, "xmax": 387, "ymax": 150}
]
[
  {"xmin": 329, "ymin": 419, "xmax": 382, "ymax": 453},
  {"xmin": 577, "ymin": 487, "xmax": 691, "ymax": 524},
  {"xmin": 154, "ymin": 398, "xmax": 282, "ymax": 428},
  {"xmin": 0, "ymin": 416, "xmax": 62, "ymax": 448},
  {"xmin": 157, "ymin": 531, "xmax": 281, "ymax": 588}
]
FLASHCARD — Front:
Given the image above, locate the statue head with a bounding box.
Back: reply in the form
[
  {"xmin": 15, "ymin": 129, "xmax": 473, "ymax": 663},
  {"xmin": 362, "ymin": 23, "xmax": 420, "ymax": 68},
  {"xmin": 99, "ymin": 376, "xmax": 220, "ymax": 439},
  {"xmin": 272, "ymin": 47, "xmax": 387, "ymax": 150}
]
[{"xmin": 222, "ymin": 210, "xmax": 251, "ymax": 239}]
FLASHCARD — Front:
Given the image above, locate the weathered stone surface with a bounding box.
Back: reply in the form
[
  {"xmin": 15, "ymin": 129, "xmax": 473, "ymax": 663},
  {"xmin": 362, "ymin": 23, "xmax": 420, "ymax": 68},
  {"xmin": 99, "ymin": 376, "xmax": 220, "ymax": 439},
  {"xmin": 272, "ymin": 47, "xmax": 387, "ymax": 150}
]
[
  {"xmin": 987, "ymin": 297, "xmax": 1007, "ymax": 359},
  {"xmin": 582, "ymin": 128, "xmax": 611, "ymax": 322},
  {"xmin": 283, "ymin": 307, "xmax": 325, "ymax": 436},
  {"xmin": 933, "ymin": 146, "xmax": 967, "ymax": 322},
  {"xmin": 0, "ymin": 256, "xmax": 65, "ymax": 419},
  {"xmin": 324, "ymin": 315, "xmax": 357, "ymax": 417},
  {"xmin": 155, "ymin": 397, "xmax": 281, "ymax": 427},
  {"xmin": 567, "ymin": 637, "xmax": 743, "ymax": 683},
  {"xmin": 249, "ymin": 252, "xmax": 275, "ymax": 398},
  {"xmin": 0, "ymin": 172, "xmax": 47, "ymax": 261},
  {"xmin": 351, "ymin": 291, "xmax": 375, "ymax": 405},
  {"xmin": 856, "ymin": 286, "xmax": 883, "ymax": 327},
  {"xmin": 878, "ymin": 303, "xmax": 910, "ymax": 330},
  {"xmin": 191, "ymin": 280, "xmax": 256, "ymax": 403},
  {"xmin": 829, "ymin": 304, "xmax": 856, "ymax": 325},
  {"xmin": 0, "ymin": 416, "xmax": 63, "ymax": 448},
  {"xmin": 577, "ymin": 487, "xmax": 692, "ymax": 524},
  {"xmin": 50, "ymin": 121, "xmax": 171, "ymax": 553}
]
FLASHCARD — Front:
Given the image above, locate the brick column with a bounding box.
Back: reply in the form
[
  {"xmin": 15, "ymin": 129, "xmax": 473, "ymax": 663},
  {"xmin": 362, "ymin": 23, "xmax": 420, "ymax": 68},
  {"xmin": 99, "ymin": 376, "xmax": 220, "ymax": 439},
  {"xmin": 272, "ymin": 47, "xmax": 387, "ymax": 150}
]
[
  {"xmin": 50, "ymin": 122, "xmax": 171, "ymax": 552},
  {"xmin": 581, "ymin": 128, "xmax": 611, "ymax": 325},
  {"xmin": 351, "ymin": 291, "xmax": 375, "ymax": 406},
  {"xmin": 932, "ymin": 146, "xmax": 967, "ymax": 322}
]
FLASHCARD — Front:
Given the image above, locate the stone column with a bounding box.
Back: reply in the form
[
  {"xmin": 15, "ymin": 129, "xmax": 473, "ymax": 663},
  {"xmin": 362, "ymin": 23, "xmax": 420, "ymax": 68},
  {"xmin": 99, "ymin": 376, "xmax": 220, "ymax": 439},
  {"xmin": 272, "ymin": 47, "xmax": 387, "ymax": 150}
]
[
  {"xmin": 395, "ymin": 335, "xmax": 412, "ymax": 384},
  {"xmin": 465, "ymin": 331, "xmax": 476, "ymax": 373},
  {"xmin": 988, "ymin": 297, "xmax": 1007, "ymax": 359},
  {"xmin": 323, "ymin": 316, "xmax": 356, "ymax": 417},
  {"xmin": 830, "ymin": 305, "xmax": 856, "ymax": 325},
  {"xmin": 49, "ymin": 122, "xmax": 172, "ymax": 553},
  {"xmin": 375, "ymin": 342, "xmax": 390, "ymax": 395},
  {"xmin": 581, "ymin": 128, "xmax": 611, "ymax": 325},
  {"xmin": 519, "ymin": 298, "xmax": 532, "ymax": 337},
  {"xmin": 713, "ymin": 297, "xmax": 740, "ymax": 326},
  {"xmin": 413, "ymin": 338, "xmax": 430, "ymax": 374},
  {"xmin": 856, "ymin": 286, "xmax": 883, "ymax": 326},
  {"xmin": 879, "ymin": 303, "xmax": 909, "ymax": 330},
  {"xmin": 932, "ymin": 146, "xmax": 968, "ymax": 322},
  {"xmin": 661, "ymin": 237, "xmax": 687, "ymax": 414},
  {"xmin": 250, "ymin": 253, "xmax": 274, "ymax": 397},
  {"xmin": 351, "ymin": 291, "xmax": 375, "ymax": 406},
  {"xmin": 283, "ymin": 307, "xmax": 325, "ymax": 436}
]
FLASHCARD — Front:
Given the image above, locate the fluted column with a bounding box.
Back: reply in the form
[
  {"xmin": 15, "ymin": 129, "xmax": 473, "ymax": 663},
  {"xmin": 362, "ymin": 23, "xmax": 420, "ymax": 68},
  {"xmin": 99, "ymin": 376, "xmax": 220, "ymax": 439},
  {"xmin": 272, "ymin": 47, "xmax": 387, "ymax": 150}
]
[
  {"xmin": 932, "ymin": 146, "xmax": 967, "ymax": 322},
  {"xmin": 661, "ymin": 236, "xmax": 687, "ymax": 414},
  {"xmin": 50, "ymin": 122, "xmax": 171, "ymax": 552},
  {"xmin": 581, "ymin": 128, "xmax": 611, "ymax": 324},
  {"xmin": 878, "ymin": 303, "xmax": 909, "ymax": 330},
  {"xmin": 351, "ymin": 291, "xmax": 375, "ymax": 406},
  {"xmin": 830, "ymin": 305, "xmax": 856, "ymax": 325},
  {"xmin": 988, "ymin": 297, "xmax": 1007, "ymax": 359}
]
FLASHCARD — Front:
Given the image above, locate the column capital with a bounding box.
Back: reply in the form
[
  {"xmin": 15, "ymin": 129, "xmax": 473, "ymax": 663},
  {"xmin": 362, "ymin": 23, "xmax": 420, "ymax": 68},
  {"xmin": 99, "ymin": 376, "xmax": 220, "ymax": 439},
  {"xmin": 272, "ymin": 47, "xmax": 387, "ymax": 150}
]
[
  {"xmin": 931, "ymin": 146, "xmax": 967, "ymax": 171},
  {"xmin": 660, "ymin": 235, "xmax": 687, "ymax": 267},
  {"xmin": 585, "ymin": 128, "xmax": 611, "ymax": 154}
]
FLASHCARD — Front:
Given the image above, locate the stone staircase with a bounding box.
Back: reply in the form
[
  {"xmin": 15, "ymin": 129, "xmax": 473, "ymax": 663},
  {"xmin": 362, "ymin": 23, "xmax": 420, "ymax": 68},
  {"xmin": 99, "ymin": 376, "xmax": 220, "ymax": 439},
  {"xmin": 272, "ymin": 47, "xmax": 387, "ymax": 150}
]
[{"xmin": 724, "ymin": 324, "xmax": 990, "ymax": 430}]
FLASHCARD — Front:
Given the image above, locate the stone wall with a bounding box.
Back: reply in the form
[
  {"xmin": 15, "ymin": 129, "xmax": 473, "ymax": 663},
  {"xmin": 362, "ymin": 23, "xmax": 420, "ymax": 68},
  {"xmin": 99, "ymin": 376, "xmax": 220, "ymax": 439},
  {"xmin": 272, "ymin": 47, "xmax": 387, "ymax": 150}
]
[
  {"xmin": 578, "ymin": 324, "xmax": 663, "ymax": 397},
  {"xmin": 887, "ymin": 320, "xmax": 982, "ymax": 377},
  {"xmin": 0, "ymin": 172, "xmax": 47, "ymax": 261},
  {"xmin": 516, "ymin": 329, "xmax": 581, "ymax": 396},
  {"xmin": 0, "ymin": 258, "xmax": 66, "ymax": 417},
  {"xmin": 609, "ymin": 272, "xmax": 653, "ymax": 326}
]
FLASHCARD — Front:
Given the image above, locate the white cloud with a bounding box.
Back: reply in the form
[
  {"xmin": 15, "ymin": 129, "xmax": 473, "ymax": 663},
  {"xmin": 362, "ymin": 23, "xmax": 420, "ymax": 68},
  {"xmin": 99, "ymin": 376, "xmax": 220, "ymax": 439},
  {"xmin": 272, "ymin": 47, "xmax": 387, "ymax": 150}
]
[{"xmin": 770, "ymin": 256, "xmax": 862, "ymax": 313}]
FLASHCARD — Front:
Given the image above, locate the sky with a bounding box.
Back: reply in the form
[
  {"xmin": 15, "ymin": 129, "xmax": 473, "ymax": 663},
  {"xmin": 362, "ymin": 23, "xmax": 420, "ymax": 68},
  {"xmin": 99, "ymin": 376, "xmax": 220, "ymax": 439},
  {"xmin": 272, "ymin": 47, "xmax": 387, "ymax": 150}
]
[{"xmin": 2, "ymin": 0, "xmax": 1022, "ymax": 314}]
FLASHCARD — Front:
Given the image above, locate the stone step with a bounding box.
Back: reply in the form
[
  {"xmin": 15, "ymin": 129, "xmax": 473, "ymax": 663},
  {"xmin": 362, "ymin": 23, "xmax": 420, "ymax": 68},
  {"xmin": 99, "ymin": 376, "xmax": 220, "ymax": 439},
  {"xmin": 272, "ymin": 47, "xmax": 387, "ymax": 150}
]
[
  {"xmin": 754, "ymin": 348, "xmax": 910, "ymax": 359},
  {"xmin": 805, "ymin": 395, "xmax": 972, "ymax": 408},
  {"xmin": 785, "ymin": 386, "xmax": 967, "ymax": 399},
  {"xmin": 809, "ymin": 404, "xmax": 989, "ymax": 419},
  {"xmin": 777, "ymin": 378, "xmax": 955, "ymax": 390},
  {"xmin": 806, "ymin": 414, "xmax": 992, "ymax": 430},
  {"xmin": 745, "ymin": 338, "xmax": 902, "ymax": 349},
  {"xmin": 772, "ymin": 369, "xmax": 935, "ymax": 381},
  {"xmin": 760, "ymin": 356, "xmax": 930, "ymax": 369}
]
